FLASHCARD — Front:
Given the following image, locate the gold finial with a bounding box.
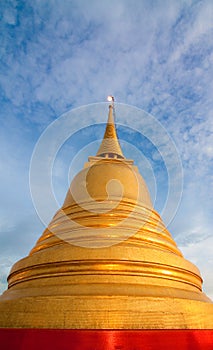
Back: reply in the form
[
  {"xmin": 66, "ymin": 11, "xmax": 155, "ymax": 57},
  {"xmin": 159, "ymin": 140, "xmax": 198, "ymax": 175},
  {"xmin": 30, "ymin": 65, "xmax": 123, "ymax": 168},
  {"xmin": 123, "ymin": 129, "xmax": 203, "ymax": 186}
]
[{"xmin": 107, "ymin": 95, "xmax": 115, "ymax": 106}]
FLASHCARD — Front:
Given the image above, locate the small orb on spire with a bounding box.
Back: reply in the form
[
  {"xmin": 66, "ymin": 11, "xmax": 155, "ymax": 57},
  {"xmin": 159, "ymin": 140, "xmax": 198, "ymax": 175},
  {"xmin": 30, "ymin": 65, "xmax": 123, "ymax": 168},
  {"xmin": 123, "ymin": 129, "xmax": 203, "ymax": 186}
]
[{"xmin": 107, "ymin": 95, "xmax": 114, "ymax": 102}]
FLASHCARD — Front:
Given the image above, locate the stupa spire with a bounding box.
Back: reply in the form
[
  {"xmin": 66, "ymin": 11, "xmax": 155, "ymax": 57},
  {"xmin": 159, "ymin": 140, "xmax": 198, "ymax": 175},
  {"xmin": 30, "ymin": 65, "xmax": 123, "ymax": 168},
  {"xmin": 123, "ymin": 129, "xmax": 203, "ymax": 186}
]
[{"xmin": 96, "ymin": 96, "xmax": 124, "ymax": 159}]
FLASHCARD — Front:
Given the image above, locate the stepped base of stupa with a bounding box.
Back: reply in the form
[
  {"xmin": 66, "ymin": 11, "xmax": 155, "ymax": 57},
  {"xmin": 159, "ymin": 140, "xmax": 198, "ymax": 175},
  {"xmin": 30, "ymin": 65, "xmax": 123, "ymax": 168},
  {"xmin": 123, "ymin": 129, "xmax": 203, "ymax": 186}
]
[{"xmin": 0, "ymin": 293, "xmax": 213, "ymax": 329}]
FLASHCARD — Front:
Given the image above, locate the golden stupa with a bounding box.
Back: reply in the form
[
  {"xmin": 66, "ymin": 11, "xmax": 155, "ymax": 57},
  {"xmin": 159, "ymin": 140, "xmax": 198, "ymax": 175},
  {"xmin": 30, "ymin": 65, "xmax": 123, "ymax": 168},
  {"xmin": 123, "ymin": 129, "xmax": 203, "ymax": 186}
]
[{"xmin": 0, "ymin": 102, "xmax": 213, "ymax": 329}]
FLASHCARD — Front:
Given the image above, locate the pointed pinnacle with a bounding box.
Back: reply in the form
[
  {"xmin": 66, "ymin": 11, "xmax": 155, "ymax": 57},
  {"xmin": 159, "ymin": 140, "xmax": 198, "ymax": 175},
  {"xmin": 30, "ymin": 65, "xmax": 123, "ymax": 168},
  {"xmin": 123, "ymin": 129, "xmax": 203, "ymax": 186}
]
[{"xmin": 96, "ymin": 105, "xmax": 124, "ymax": 159}]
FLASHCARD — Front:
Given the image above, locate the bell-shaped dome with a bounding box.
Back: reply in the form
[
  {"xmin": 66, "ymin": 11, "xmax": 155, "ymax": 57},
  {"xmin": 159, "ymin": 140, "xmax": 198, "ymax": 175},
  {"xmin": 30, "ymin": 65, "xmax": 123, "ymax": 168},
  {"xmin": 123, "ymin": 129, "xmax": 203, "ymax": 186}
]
[
  {"xmin": 63, "ymin": 159, "xmax": 152, "ymax": 209},
  {"xmin": 0, "ymin": 103, "xmax": 212, "ymax": 329}
]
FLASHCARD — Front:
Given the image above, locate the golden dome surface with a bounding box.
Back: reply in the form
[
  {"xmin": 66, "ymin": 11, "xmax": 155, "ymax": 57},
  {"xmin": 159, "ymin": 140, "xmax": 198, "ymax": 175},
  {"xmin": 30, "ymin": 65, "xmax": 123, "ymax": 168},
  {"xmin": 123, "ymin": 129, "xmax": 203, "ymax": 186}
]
[{"xmin": 0, "ymin": 103, "xmax": 212, "ymax": 329}]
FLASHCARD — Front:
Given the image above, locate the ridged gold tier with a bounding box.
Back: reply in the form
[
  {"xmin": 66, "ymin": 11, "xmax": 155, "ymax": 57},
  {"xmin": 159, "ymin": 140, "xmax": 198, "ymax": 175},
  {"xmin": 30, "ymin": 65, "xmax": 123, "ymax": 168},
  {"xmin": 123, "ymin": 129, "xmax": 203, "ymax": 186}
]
[{"xmin": 0, "ymin": 104, "xmax": 213, "ymax": 329}]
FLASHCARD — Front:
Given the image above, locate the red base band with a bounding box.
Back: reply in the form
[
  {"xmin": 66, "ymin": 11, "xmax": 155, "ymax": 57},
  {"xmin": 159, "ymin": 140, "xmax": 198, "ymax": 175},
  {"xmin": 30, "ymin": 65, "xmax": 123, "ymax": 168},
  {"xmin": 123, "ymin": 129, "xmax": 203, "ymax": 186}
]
[{"xmin": 0, "ymin": 329, "xmax": 212, "ymax": 350}]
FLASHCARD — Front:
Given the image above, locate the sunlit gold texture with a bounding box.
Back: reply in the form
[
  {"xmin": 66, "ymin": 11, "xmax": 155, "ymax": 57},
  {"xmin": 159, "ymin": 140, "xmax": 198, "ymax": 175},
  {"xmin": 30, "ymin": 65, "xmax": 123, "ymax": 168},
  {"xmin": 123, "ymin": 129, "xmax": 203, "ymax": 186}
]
[{"xmin": 0, "ymin": 104, "xmax": 212, "ymax": 329}]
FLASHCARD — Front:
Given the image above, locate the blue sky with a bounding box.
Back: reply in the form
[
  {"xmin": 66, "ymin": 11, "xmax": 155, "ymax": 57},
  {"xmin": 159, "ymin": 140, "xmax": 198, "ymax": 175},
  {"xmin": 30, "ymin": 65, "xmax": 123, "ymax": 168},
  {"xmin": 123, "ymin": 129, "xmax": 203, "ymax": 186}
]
[{"xmin": 0, "ymin": 0, "xmax": 213, "ymax": 298}]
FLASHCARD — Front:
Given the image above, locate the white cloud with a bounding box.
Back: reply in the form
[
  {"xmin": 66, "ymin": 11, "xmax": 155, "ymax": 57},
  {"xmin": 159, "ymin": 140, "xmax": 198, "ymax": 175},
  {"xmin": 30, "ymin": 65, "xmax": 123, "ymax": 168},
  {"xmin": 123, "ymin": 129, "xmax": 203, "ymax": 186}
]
[{"xmin": 180, "ymin": 235, "xmax": 213, "ymax": 300}]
